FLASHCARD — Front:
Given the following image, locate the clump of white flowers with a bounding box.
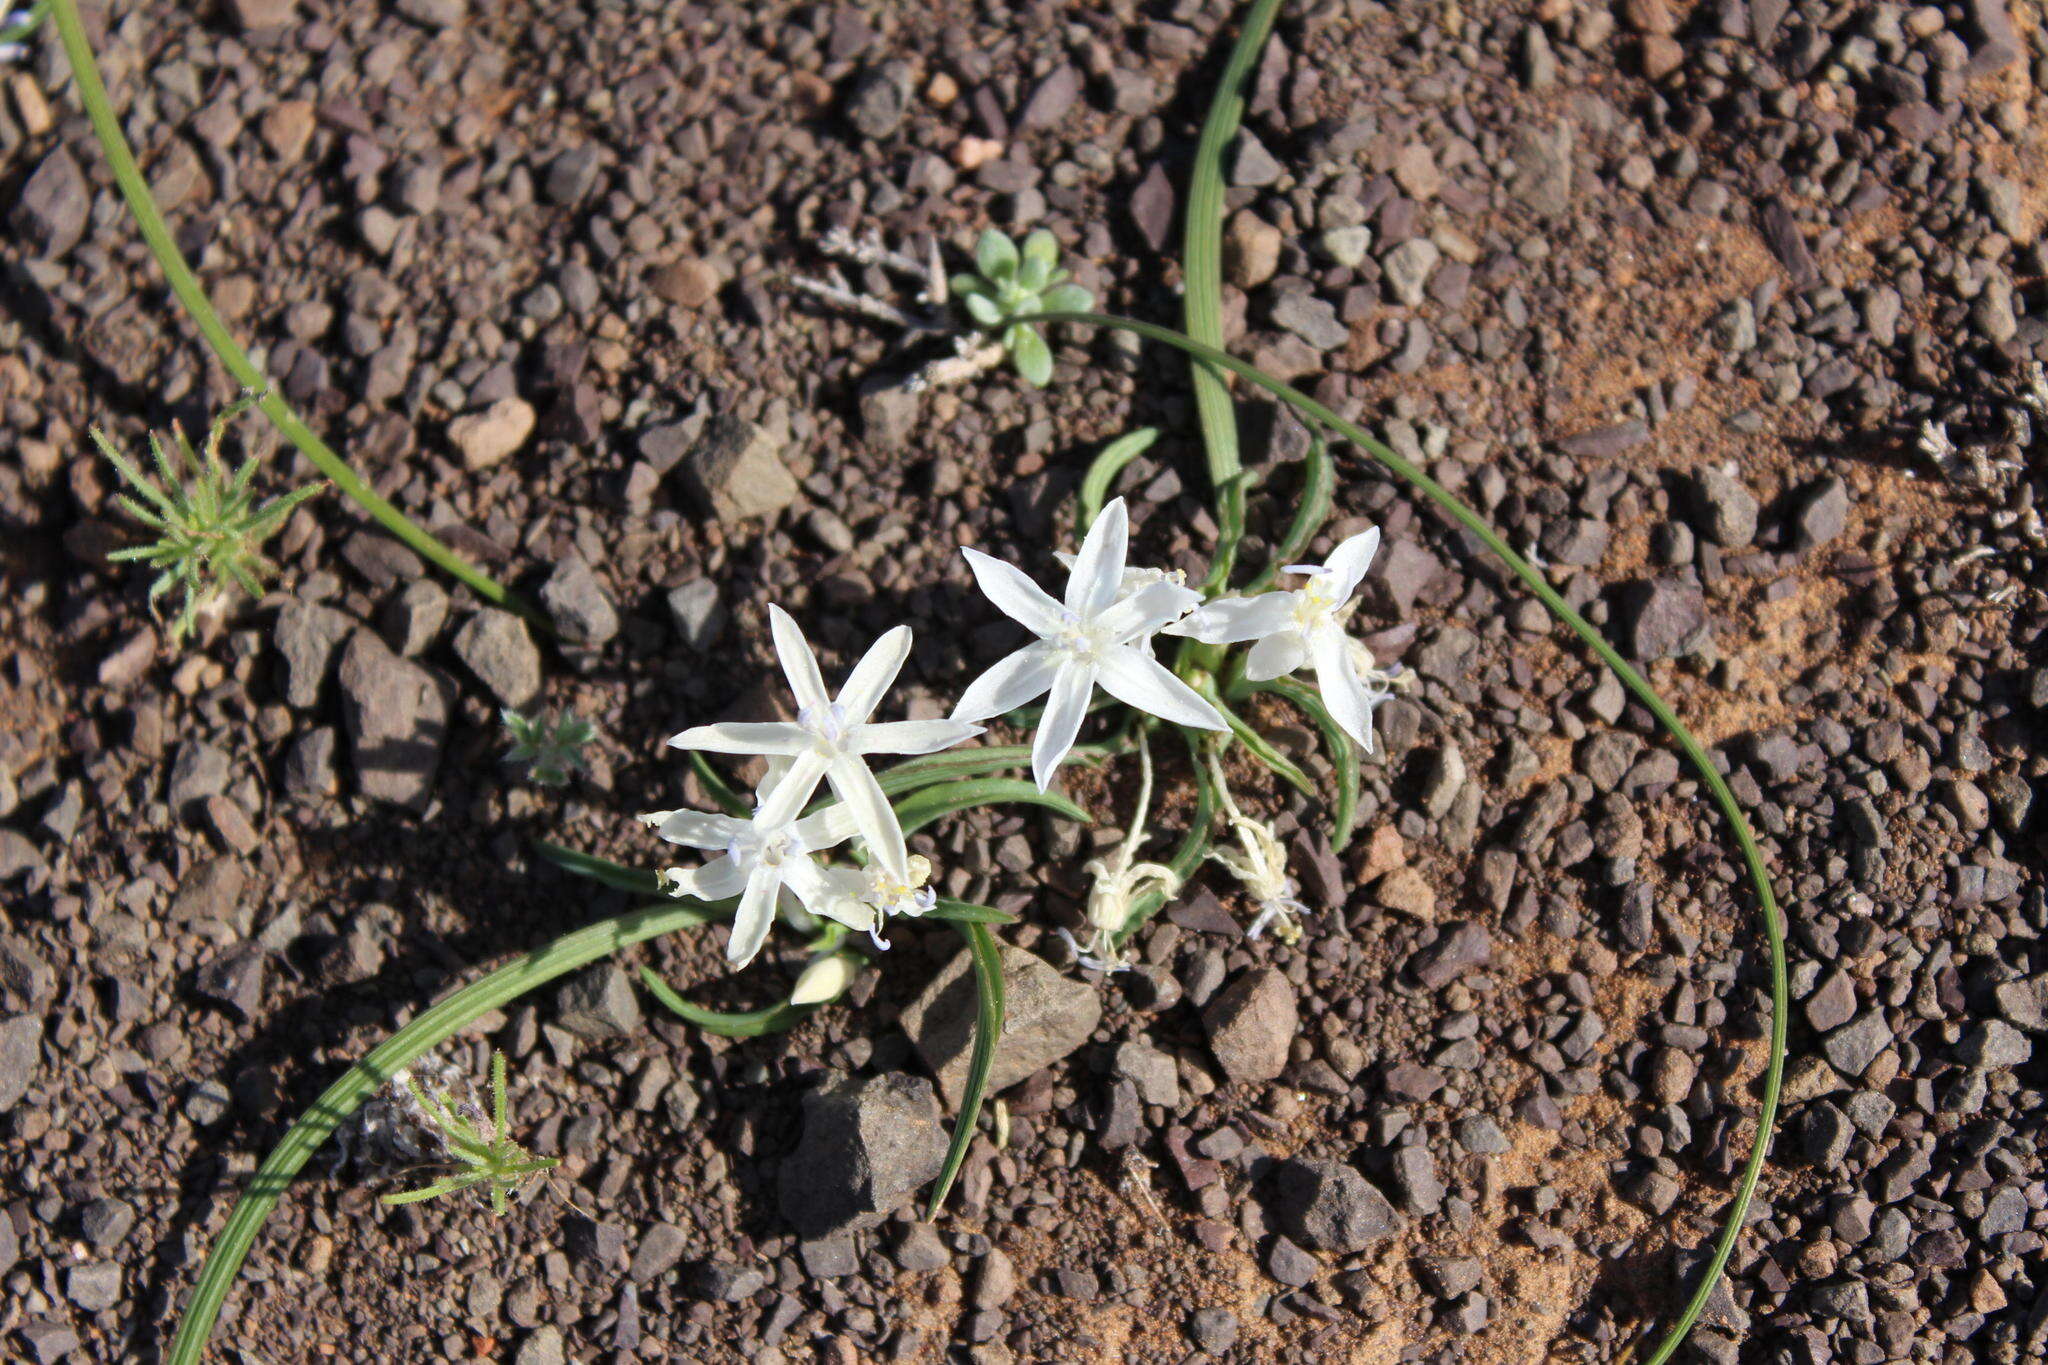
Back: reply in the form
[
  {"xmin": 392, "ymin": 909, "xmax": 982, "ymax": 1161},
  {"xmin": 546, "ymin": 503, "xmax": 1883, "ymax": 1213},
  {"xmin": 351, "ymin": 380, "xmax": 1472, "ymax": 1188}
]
[{"xmin": 645, "ymin": 496, "xmax": 1395, "ymax": 977}]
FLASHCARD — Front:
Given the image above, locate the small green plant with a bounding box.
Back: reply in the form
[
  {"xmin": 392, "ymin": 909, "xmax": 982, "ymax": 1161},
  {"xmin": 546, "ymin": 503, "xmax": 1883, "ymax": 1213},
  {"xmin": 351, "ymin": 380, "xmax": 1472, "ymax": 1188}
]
[
  {"xmin": 951, "ymin": 228, "xmax": 1092, "ymax": 386},
  {"xmin": 92, "ymin": 391, "xmax": 322, "ymax": 644},
  {"xmin": 502, "ymin": 708, "xmax": 597, "ymax": 786},
  {"xmin": 380, "ymin": 1052, "xmax": 558, "ymax": 1217}
]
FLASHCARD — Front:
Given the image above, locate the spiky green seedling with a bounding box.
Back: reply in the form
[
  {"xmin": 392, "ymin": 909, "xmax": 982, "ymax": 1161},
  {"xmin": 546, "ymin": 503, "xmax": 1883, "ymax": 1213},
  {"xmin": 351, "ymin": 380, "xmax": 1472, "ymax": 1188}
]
[
  {"xmin": 381, "ymin": 1052, "xmax": 558, "ymax": 1217},
  {"xmin": 93, "ymin": 390, "xmax": 322, "ymax": 644},
  {"xmin": 502, "ymin": 709, "xmax": 597, "ymax": 786},
  {"xmin": 951, "ymin": 228, "xmax": 1092, "ymax": 387}
]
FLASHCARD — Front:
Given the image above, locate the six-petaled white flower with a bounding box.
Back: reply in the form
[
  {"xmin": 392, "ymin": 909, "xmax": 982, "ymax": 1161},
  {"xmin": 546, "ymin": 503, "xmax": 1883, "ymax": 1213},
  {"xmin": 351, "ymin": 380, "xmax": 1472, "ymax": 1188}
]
[
  {"xmin": 951, "ymin": 497, "xmax": 1226, "ymax": 790},
  {"xmin": 644, "ymin": 797, "xmax": 860, "ymax": 968},
  {"xmin": 669, "ymin": 606, "xmax": 981, "ymax": 878},
  {"xmin": 1166, "ymin": 527, "xmax": 1392, "ymax": 752},
  {"xmin": 813, "ymin": 853, "xmax": 939, "ymax": 950}
]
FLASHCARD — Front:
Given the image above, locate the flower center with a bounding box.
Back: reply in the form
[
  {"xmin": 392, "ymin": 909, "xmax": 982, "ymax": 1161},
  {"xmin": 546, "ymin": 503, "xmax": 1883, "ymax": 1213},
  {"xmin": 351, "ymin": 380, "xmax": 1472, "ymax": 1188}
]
[
  {"xmin": 1290, "ymin": 570, "xmax": 1344, "ymax": 633},
  {"xmin": 796, "ymin": 702, "xmax": 851, "ymax": 754},
  {"xmin": 1052, "ymin": 610, "xmax": 1113, "ymax": 665}
]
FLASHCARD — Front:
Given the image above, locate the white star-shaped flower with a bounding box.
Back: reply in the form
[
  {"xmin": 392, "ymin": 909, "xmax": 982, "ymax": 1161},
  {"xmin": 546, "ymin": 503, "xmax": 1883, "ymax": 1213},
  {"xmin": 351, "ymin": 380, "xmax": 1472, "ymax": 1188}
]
[
  {"xmin": 1165, "ymin": 527, "xmax": 1390, "ymax": 751},
  {"xmin": 950, "ymin": 497, "xmax": 1226, "ymax": 790},
  {"xmin": 644, "ymin": 798, "xmax": 858, "ymax": 968},
  {"xmin": 668, "ymin": 607, "xmax": 981, "ymax": 878}
]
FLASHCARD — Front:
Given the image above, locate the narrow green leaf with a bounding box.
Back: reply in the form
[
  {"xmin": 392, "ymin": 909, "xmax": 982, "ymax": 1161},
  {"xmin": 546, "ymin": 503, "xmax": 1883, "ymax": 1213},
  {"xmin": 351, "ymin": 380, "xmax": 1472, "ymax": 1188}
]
[
  {"xmin": 1238, "ymin": 674, "xmax": 1359, "ymax": 850},
  {"xmin": 533, "ymin": 840, "xmax": 666, "ymax": 896},
  {"xmin": 926, "ymin": 899, "xmax": 1019, "ymax": 926},
  {"xmin": 689, "ymin": 751, "xmax": 751, "ymax": 818},
  {"xmin": 927, "ymin": 920, "xmax": 1004, "ymax": 1218},
  {"xmin": 637, "ymin": 966, "xmax": 815, "ymax": 1038},
  {"xmin": 1077, "ymin": 428, "xmax": 1159, "ymax": 535},
  {"xmin": 893, "ymin": 778, "xmax": 1088, "ymax": 836},
  {"xmin": 1247, "ymin": 425, "xmax": 1335, "ymax": 593}
]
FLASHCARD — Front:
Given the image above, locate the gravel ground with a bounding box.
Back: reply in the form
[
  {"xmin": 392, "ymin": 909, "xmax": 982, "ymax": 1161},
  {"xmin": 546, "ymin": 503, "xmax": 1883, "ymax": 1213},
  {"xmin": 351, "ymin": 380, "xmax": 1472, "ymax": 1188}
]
[{"xmin": 0, "ymin": 1, "xmax": 2043, "ymax": 1362}]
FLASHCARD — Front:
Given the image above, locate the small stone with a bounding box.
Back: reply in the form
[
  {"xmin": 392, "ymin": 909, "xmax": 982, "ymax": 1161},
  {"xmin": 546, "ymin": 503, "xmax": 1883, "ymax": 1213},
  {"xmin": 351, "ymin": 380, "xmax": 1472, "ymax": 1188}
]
[
  {"xmin": 1507, "ymin": 120, "xmax": 1575, "ymax": 218},
  {"xmin": 1231, "ymin": 131, "xmax": 1284, "ymax": 186},
  {"xmin": 513, "ymin": 1325, "xmax": 565, "ymax": 1365},
  {"xmin": 901, "ymin": 946, "xmax": 1101, "ymax": 1107},
  {"xmin": 894, "ymin": 1224, "xmax": 950, "ymax": 1272},
  {"xmin": 1019, "ymin": 65, "xmax": 1082, "ymax": 129},
  {"xmin": 0, "ymin": 1014, "xmax": 41, "ymax": 1110},
  {"xmin": 337, "ymin": 631, "xmax": 450, "ymax": 810},
  {"xmin": 1390, "ymin": 1144, "xmax": 1444, "ymax": 1215},
  {"xmin": 1821, "ymin": 1011, "xmax": 1891, "ymax": 1078},
  {"xmin": 224, "ymin": 0, "xmax": 295, "ymax": 31},
  {"xmin": 1392, "ymin": 142, "xmax": 1441, "ymax": 199},
  {"xmin": 678, "ymin": 415, "xmax": 800, "ymax": 524},
  {"xmin": 628, "ymin": 1223, "xmax": 688, "ymax": 1284},
  {"xmin": 77, "ymin": 1198, "xmax": 136, "ymax": 1252},
  {"xmin": 542, "ymin": 147, "xmax": 602, "ymax": 205},
  {"xmin": 15, "ymin": 148, "xmax": 90, "ymax": 259},
  {"xmin": 1113, "ymin": 1040, "xmax": 1181, "ymax": 1108},
  {"xmin": 1455, "ymin": 1115, "xmax": 1511, "ymax": 1154},
  {"xmin": 195, "ymin": 944, "xmax": 266, "ymax": 1019},
  {"xmin": 18, "ymin": 1322, "xmax": 81, "ymax": 1364},
  {"xmin": 1269, "ymin": 291, "xmax": 1350, "ymax": 351},
  {"xmin": 448, "ymin": 398, "xmax": 536, "ymax": 471},
  {"xmin": 274, "ymin": 600, "xmax": 353, "ymax": 708},
  {"xmin": 1417, "ymin": 1255, "xmax": 1483, "ymax": 1299},
  {"xmin": 1224, "ymin": 209, "xmax": 1282, "ymax": 288},
  {"xmin": 1383, "ymin": 237, "xmax": 1441, "ymax": 307},
  {"xmin": 1791, "ymin": 475, "xmax": 1849, "ymax": 549},
  {"xmin": 66, "ymin": 1263, "xmax": 122, "ymax": 1313},
  {"xmin": 556, "ymin": 966, "xmax": 642, "ymax": 1040},
  {"xmin": 646, "ymin": 258, "xmax": 723, "ymax": 309},
  {"xmin": 1265, "ymin": 1234, "xmax": 1318, "ymax": 1286},
  {"xmin": 1186, "ymin": 1307, "xmax": 1239, "ymax": 1354},
  {"xmin": 845, "ymin": 62, "xmax": 913, "ymax": 140},
  {"xmin": 1958, "ymin": 1020, "xmax": 2031, "ymax": 1070},
  {"xmin": 1129, "ymin": 162, "xmax": 1175, "ymax": 252},
  {"xmin": 453, "ymin": 610, "xmax": 542, "ymax": 709},
  {"xmin": 1691, "ymin": 467, "xmax": 1759, "ymax": 547},
  {"xmin": 1409, "ymin": 922, "xmax": 1491, "ymax": 989},
  {"xmin": 1619, "ymin": 579, "xmax": 1710, "ymax": 660},
  {"xmin": 394, "ymin": 0, "xmax": 465, "ymax": 26},
  {"xmin": 259, "ymin": 101, "xmax": 316, "ymax": 161},
  {"xmin": 169, "ymin": 857, "xmax": 249, "ymax": 932},
  {"xmin": 541, "ymin": 554, "xmax": 619, "ymax": 647},
  {"xmin": 1374, "ymin": 866, "xmax": 1436, "ymax": 919},
  {"xmin": 778, "ymin": 1072, "xmax": 947, "ymax": 1236},
  {"xmin": 665, "ymin": 579, "xmax": 726, "ymax": 650},
  {"xmin": 1269, "ymin": 1159, "xmax": 1402, "ymax": 1252},
  {"xmin": 1201, "ymin": 967, "xmax": 1297, "ymax": 1085}
]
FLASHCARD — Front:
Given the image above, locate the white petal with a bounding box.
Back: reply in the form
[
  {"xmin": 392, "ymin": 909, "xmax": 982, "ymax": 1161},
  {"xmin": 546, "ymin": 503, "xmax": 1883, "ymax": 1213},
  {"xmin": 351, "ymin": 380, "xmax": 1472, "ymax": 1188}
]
[
  {"xmin": 836, "ymin": 624, "xmax": 911, "ymax": 727},
  {"xmin": 727, "ymin": 866, "xmax": 782, "ymax": 967},
  {"xmin": 1245, "ymin": 629, "xmax": 1310, "ymax": 681},
  {"xmin": 1323, "ymin": 526, "xmax": 1381, "ymax": 597},
  {"xmin": 1096, "ymin": 647, "xmax": 1228, "ymax": 729},
  {"xmin": 1065, "ymin": 496, "xmax": 1128, "ymax": 619},
  {"xmin": 1031, "ymin": 662, "xmax": 1096, "ymax": 791},
  {"xmin": 951, "ymin": 643, "xmax": 1060, "ymax": 722},
  {"xmin": 754, "ymin": 749, "xmax": 829, "ymax": 825},
  {"xmin": 854, "ymin": 719, "xmax": 983, "ymax": 756},
  {"xmin": 1097, "ymin": 579, "xmax": 1202, "ymax": 643},
  {"xmin": 1161, "ymin": 592, "xmax": 1294, "ymax": 644},
  {"xmin": 655, "ymin": 809, "xmax": 747, "ymax": 849},
  {"xmin": 767, "ymin": 605, "xmax": 832, "ymax": 711},
  {"xmin": 961, "ymin": 547, "xmax": 1065, "ymax": 637},
  {"xmin": 1310, "ymin": 627, "xmax": 1376, "ymax": 750},
  {"xmin": 795, "ymin": 799, "xmax": 861, "ymax": 850},
  {"xmin": 829, "ymin": 754, "xmax": 909, "ymax": 878},
  {"xmin": 670, "ymin": 857, "xmax": 748, "ymax": 900},
  {"xmin": 777, "ymin": 855, "xmax": 840, "ymax": 919},
  {"xmin": 666, "ymin": 721, "xmax": 808, "ymax": 755}
]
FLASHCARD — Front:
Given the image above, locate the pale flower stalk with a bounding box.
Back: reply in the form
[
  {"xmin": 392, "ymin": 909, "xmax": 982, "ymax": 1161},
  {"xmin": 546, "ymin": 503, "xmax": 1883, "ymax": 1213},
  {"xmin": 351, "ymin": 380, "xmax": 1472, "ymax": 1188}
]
[
  {"xmin": 668, "ymin": 607, "xmax": 980, "ymax": 877},
  {"xmin": 1060, "ymin": 737, "xmax": 1180, "ymax": 973},
  {"xmin": 1206, "ymin": 753, "xmax": 1308, "ymax": 943},
  {"xmin": 952, "ymin": 497, "xmax": 1226, "ymax": 790},
  {"xmin": 1166, "ymin": 526, "xmax": 1395, "ymax": 752}
]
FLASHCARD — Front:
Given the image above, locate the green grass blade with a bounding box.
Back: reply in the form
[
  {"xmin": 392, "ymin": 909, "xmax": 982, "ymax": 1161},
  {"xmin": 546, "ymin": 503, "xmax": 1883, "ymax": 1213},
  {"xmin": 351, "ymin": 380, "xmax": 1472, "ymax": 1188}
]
[
  {"xmin": 533, "ymin": 840, "xmax": 664, "ymax": 895},
  {"xmin": 926, "ymin": 899, "xmax": 1020, "ymax": 927},
  {"xmin": 1114, "ymin": 726, "xmax": 1220, "ymax": 946},
  {"xmin": 926, "ymin": 920, "xmax": 1005, "ymax": 1218},
  {"xmin": 1013, "ymin": 307, "xmax": 1786, "ymax": 1365},
  {"xmin": 1077, "ymin": 428, "xmax": 1159, "ymax": 533},
  {"xmin": 165, "ymin": 898, "xmax": 723, "ymax": 1364},
  {"xmin": 1245, "ymin": 426, "xmax": 1335, "ymax": 593},
  {"xmin": 1184, "ymin": 0, "xmax": 1284, "ymax": 593},
  {"xmin": 893, "ymin": 779, "xmax": 1089, "ymax": 836},
  {"xmin": 636, "ymin": 966, "xmax": 815, "ymax": 1038},
  {"xmin": 1207, "ymin": 691, "xmax": 1314, "ymax": 796},
  {"xmin": 1235, "ymin": 675, "xmax": 1358, "ymax": 850}
]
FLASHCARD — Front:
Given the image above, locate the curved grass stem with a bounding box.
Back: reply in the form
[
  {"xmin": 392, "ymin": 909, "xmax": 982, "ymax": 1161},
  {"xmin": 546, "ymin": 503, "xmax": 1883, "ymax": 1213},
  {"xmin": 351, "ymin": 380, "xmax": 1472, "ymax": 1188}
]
[
  {"xmin": 48, "ymin": 0, "xmax": 542, "ymax": 627},
  {"xmin": 164, "ymin": 898, "xmax": 721, "ymax": 1364},
  {"xmin": 1029, "ymin": 307, "xmax": 1787, "ymax": 1365}
]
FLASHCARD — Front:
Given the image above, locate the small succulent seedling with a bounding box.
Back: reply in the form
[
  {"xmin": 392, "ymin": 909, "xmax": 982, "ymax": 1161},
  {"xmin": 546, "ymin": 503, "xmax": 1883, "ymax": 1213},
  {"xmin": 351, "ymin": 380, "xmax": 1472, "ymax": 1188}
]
[
  {"xmin": 951, "ymin": 228, "xmax": 1093, "ymax": 386},
  {"xmin": 92, "ymin": 390, "xmax": 321, "ymax": 644},
  {"xmin": 502, "ymin": 708, "xmax": 597, "ymax": 786},
  {"xmin": 381, "ymin": 1052, "xmax": 558, "ymax": 1216}
]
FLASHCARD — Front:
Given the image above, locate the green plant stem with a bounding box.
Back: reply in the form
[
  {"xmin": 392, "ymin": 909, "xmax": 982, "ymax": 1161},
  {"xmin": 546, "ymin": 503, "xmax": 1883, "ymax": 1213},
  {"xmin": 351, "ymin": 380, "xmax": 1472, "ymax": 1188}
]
[
  {"xmin": 1029, "ymin": 308, "xmax": 1787, "ymax": 1365},
  {"xmin": 1184, "ymin": 0, "xmax": 1283, "ymax": 593},
  {"xmin": 165, "ymin": 898, "xmax": 720, "ymax": 1365},
  {"xmin": 638, "ymin": 965, "xmax": 816, "ymax": 1037},
  {"xmin": 48, "ymin": 0, "xmax": 541, "ymax": 628},
  {"xmin": 926, "ymin": 920, "xmax": 1005, "ymax": 1218}
]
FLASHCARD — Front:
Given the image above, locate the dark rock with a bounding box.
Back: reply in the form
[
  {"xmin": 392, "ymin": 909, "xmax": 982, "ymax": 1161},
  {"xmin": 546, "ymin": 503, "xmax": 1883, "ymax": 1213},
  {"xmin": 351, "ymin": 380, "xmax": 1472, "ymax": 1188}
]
[
  {"xmin": 0, "ymin": 1014, "xmax": 41, "ymax": 1110},
  {"xmin": 845, "ymin": 62, "xmax": 913, "ymax": 140},
  {"xmin": 1130, "ymin": 162, "xmax": 1174, "ymax": 252},
  {"xmin": 1201, "ymin": 967, "xmax": 1297, "ymax": 1084},
  {"xmin": 1791, "ymin": 475, "xmax": 1849, "ymax": 549},
  {"xmin": 900, "ymin": 945, "xmax": 1100, "ymax": 1107},
  {"xmin": 627, "ymin": 1223, "xmax": 689, "ymax": 1284},
  {"xmin": 338, "ymin": 630, "xmax": 450, "ymax": 810},
  {"xmin": 678, "ymin": 415, "xmax": 799, "ymax": 524},
  {"xmin": 779, "ymin": 1072, "xmax": 947, "ymax": 1236},
  {"xmin": 1507, "ymin": 120, "xmax": 1575, "ymax": 217},
  {"xmin": 1186, "ymin": 1307, "xmax": 1239, "ymax": 1353},
  {"xmin": 1389, "ymin": 1144, "xmax": 1444, "ymax": 1215},
  {"xmin": 1618, "ymin": 579, "xmax": 1710, "ymax": 659},
  {"xmin": 1759, "ymin": 200, "xmax": 1818, "ymax": 288},
  {"xmin": 540, "ymin": 553, "xmax": 619, "ymax": 647},
  {"xmin": 1410, "ymin": 922, "xmax": 1492, "ymax": 989},
  {"xmin": 168, "ymin": 856, "xmax": 249, "ymax": 933},
  {"xmin": 1691, "ymin": 468, "xmax": 1759, "ymax": 547},
  {"xmin": 452, "ymin": 609, "xmax": 542, "ymax": 709},
  {"xmin": 665, "ymin": 579, "xmax": 726, "ymax": 650},
  {"xmin": 542, "ymin": 146, "xmax": 603, "ymax": 205},
  {"xmin": 1270, "ymin": 1159, "xmax": 1402, "ymax": 1252},
  {"xmin": 1821, "ymin": 1011, "xmax": 1890, "ymax": 1077},
  {"xmin": 1557, "ymin": 421, "xmax": 1649, "ymax": 459},
  {"xmin": 556, "ymin": 966, "xmax": 642, "ymax": 1040},
  {"xmin": 1018, "ymin": 65, "xmax": 1082, "ymax": 129},
  {"xmin": 194, "ymin": 943, "xmax": 265, "ymax": 1019},
  {"xmin": 274, "ymin": 600, "xmax": 353, "ymax": 708},
  {"xmin": 16, "ymin": 149, "xmax": 90, "ymax": 259},
  {"xmin": 1264, "ymin": 1234, "xmax": 1318, "ymax": 1286}
]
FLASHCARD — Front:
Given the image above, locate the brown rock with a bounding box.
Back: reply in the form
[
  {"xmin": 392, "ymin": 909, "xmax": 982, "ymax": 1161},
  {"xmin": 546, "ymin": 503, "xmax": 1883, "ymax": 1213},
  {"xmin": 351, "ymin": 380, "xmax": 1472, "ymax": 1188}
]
[
  {"xmin": 646, "ymin": 258, "xmax": 723, "ymax": 308},
  {"xmin": 1202, "ymin": 968, "xmax": 1297, "ymax": 1085}
]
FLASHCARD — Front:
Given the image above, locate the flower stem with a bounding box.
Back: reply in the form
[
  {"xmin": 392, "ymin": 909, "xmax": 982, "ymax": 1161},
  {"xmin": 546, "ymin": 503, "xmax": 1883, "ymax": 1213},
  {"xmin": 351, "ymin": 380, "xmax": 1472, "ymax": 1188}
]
[
  {"xmin": 47, "ymin": 0, "xmax": 543, "ymax": 628},
  {"xmin": 1030, "ymin": 308, "xmax": 1788, "ymax": 1365},
  {"xmin": 164, "ymin": 898, "xmax": 719, "ymax": 1365}
]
